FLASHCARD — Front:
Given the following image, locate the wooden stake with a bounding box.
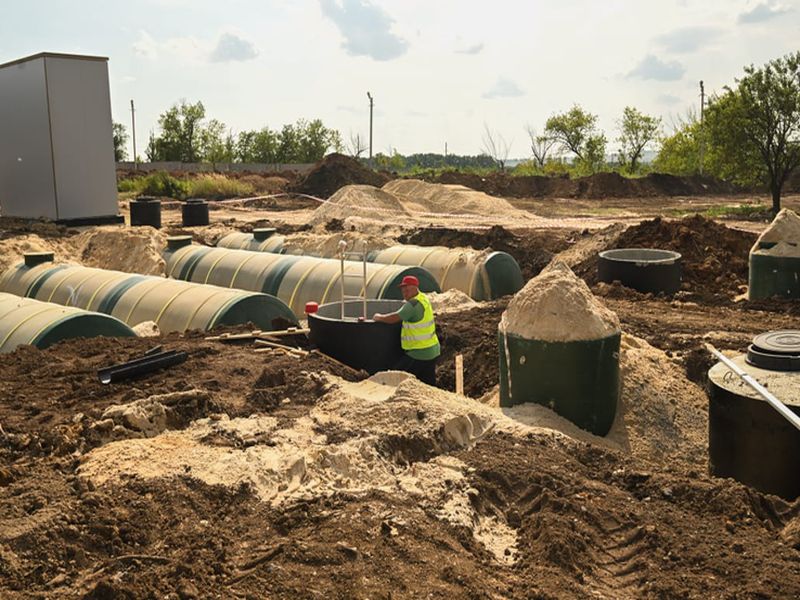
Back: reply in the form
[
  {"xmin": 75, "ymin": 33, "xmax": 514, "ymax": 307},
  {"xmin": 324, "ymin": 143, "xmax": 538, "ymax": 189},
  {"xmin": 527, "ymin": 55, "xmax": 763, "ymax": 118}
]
[{"xmin": 455, "ymin": 354, "xmax": 464, "ymax": 396}]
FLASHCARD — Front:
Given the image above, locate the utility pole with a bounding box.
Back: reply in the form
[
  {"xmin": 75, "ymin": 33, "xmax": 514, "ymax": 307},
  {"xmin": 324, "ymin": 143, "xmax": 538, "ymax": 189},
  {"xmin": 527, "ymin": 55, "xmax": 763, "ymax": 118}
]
[
  {"xmin": 130, "ymin": 99, "xmax": 138, "ymax": 169},
  {"xmin": 366, "ymin": 91, "xmax": 374, "ymax": 167},
  {"xmin": 698, "ymin": 80, "xmax": 705, "ymax": 176}
]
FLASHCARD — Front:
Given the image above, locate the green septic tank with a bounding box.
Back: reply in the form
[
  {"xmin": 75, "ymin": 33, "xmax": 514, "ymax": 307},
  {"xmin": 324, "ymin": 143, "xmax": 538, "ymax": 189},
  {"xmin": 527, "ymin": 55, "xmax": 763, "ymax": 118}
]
[
  {"xmin": 497, "ymin": 262, "xmax": 621, "ymax": 436},
  {"xmin": 217, "ymin": 228, "xmax": 286, "ymax": 253},
  {"xmin": 748, "ymin": 208, "xmax": 800, "ymax": 300},
  {"xmin": 215, "ymin": 230, "xmax": 524, "ymax": 301},
  {"xmin": 0, "ymin": 253, "xmax": 297, "ymax": 334},
  {"xmin": 0, "ymin": 292, "xmax": 135, "ymax": 352},
  {"xmin": 164, "ymin": 237, "xmax": 440, "ymax": 318}
]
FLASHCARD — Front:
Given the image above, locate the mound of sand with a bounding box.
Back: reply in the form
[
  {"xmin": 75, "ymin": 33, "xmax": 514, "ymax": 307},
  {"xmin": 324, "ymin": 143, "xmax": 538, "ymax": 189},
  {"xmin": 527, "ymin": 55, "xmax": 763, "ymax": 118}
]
[
  {"xmin": 500, "ymin": 260, "xmax": 620, "ymax": 341},
  {"xmin": 0, "ymin": 225, "xmax": 167, "ymax": 277},
  {"xmin": 752, "ymin": 208, "xmax": 800, "ymax": 257},
  {"xmin": 310, "ymin": 185, "xmax": 409, "ymax": 225},
  {"xmin": 384, "ymin": 179, "xmax": 527, "ymax": 219},
  {"xmin": 428, "ymin": 289, "xmax": 479, "ymax": 314}
]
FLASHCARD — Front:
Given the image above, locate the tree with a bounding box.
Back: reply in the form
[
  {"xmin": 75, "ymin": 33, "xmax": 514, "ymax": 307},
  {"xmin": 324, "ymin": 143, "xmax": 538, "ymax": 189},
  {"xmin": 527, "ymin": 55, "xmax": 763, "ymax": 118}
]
[
  {"xmin": 149, "ymin": 100, "xmax": 207, "ymax": 162},
  {"xmin": 112, "ymin": 122, "xmax": 128, "ymax": 161},
  {"xmin": 237, "ymin": 128, "xmax": 280, "ymax": 163},
  {"xmin": 347, "ymin": 131, "xmax": 368, "ymax": 158},
  {"xmin": 201, "ymin": 119, "xmax": 235, "ymax": 164},
  {"xmin": 481, "ymin": 124, "xmax": 511, "ymax": 170},
  {"xmin": 525, "ymin": 125, "xmax": 556, "ymax": 169},
  {"xmin": 705, "ymin": 51, "xmax": 800, "ymax": 213},
  {"xmin": 617, "ymin": 106, "xmax": 661, "ymax": 173},
  {"xmin": 652, "ymin": 115, "xmax": 705, "ymax": 176},
  {"xmin": 545, "ymin": 105, "xmax": 607, "ymax": 173}
]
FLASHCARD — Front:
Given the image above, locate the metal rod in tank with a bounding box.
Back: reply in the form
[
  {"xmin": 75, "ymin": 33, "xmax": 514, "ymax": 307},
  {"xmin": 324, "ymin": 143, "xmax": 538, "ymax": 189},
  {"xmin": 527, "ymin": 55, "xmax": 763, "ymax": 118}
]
[
  {"xmin": 339, "ymin": 240, "xmax": 347, "ymax": 320},
  {"xmin": 706, "ymin": 344, "xmax": 800, "ymax": 432},
  {"xmin": 362, "ymin": 241, "xmax": 368, "ymax": 320}
]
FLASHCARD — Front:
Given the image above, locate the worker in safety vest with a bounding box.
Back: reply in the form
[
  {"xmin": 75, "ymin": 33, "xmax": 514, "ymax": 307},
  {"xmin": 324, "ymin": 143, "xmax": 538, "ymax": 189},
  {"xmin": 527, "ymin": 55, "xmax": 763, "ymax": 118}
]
[{"xmin": 372, "ymin": 274, "xmax": 440, "ymax": 386}]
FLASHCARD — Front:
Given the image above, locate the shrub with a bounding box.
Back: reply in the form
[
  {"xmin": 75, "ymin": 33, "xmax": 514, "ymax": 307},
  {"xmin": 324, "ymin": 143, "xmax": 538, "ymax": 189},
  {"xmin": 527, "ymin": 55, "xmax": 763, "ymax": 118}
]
[
  {"xmin": 117, "ymin": 177, "xmax": 145, "ymax": 193},
  {"xmin": 186, "ymin": 174, "xmax": 255, "ymax": 199},
  {"xmin": 139, "ymin": 171, "xmax": 189, "ymax": 199}
]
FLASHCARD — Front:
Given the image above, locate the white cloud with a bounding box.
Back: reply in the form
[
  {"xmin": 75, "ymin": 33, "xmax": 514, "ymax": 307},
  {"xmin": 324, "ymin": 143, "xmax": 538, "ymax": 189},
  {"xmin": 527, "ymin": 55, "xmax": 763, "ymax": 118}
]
[
  {"xmin": 456, "ymin": 43, "xmax": 484, "ymax": 55},
  {"xmin": 655, "ymin": 26, "xmax": 723, "ymax": 53},
  {"xmin": 738, "ymin": 1, "xmax": 792, "ymax": 23},
  {"xmin": 319, "ymin": 0, "xmax": 408, "ymax": 61},
  {"xmin": 483, "ymin": 77, "xmax": 525, "ymax": 99},
  {"xmin": 209, "ymin": 32, "xmax": 258, "ymax": 63},
  {"xmin": 627, "ymin": 55, "xmax": 686, "ymax": 81},
  {"xmin": 132, "ymin": 30, "xmax": 159, "ymax": 59}
]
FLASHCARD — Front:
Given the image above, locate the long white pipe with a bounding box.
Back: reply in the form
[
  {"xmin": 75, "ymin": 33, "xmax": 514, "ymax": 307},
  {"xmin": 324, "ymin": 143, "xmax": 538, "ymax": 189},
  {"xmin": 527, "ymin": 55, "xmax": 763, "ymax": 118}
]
[{"xmin": 706, "ymin": 344, "xmax": 800, "ymax": 432}]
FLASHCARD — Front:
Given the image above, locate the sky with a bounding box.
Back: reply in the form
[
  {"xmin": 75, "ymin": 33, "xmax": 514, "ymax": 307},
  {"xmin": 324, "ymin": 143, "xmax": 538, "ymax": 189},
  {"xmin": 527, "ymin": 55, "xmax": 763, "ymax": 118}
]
[{"xmin": 1, "ymin": 0, "xmax": 799, "ymax": 159}]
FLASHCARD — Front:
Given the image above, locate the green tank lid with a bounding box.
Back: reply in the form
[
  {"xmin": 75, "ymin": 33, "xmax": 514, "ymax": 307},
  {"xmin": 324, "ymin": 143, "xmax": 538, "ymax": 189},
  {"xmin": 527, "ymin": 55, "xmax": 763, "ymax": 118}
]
[{"xmin": 498, "ymin": 330, "xmax": 620, "ymax": 436}]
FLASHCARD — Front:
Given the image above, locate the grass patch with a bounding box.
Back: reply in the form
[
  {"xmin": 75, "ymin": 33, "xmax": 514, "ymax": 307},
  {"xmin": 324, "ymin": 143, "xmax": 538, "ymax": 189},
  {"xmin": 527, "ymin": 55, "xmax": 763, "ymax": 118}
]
[
  {"xmin": 117, "ymin": 177, "xmax": 145, "ymax": 193},
  {"xmin": 669, "ymin": 203, "xmax": 773, "ymax": 221},
  {"xmin": 186, "ymin": 174, "xmax": 255, "ymax": 199}
]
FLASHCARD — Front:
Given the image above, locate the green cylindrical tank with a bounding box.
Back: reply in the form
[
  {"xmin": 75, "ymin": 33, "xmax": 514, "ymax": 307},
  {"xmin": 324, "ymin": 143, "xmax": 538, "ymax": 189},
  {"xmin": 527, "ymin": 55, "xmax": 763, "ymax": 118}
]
[
  {"xmin": 215, "ymin": 231, "xmax": 524, "ymax": 301},
  {"xmin": 0, "ymin": 255, "xmax": 297, "ymax": 333},
  {"xmin": 748, "ymin": 249, "xmax": 800, "ymax": 300},
  {"xmin": 217, "ymin": 228, "xmax": 286, "ymax": 253},
  {"xmin": 0, "ymin": 292, "xmax": 135, "ymax": 352},
  {"xmin": 498, "ymin": 329, "xmax": 621, "ymax": 436},
  {"xmin": 369, "ymin": 245, "xmax": 524, "ymax": 300},
  {"xmin": 164, "ymin": 238, "xmax": 440, "ymax": 318}
]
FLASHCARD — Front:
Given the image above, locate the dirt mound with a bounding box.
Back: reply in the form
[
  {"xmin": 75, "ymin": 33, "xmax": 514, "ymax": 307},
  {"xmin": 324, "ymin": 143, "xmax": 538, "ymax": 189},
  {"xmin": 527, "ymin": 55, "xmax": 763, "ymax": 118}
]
[
  {"xmin": 425, "ymin": 171, "xmax": 738, "ymax": 199},
  {"xmin": 400, "ymin": 225, "xmax": 574, "ymax": 280},
  {"xmin": 290, "ymin": 153, "xmax": 391, "ymax": 199},
  {"xmin": 572, "ymin": 215, "xmax": 757, "ymax": 302}
]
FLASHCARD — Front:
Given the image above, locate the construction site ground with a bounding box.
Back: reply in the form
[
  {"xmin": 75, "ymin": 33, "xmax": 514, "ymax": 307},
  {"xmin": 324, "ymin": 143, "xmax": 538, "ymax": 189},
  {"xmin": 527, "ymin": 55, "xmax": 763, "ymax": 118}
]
[{"xmin": 2, "ymin": 190, "xmax": 800, "ymax": 599}]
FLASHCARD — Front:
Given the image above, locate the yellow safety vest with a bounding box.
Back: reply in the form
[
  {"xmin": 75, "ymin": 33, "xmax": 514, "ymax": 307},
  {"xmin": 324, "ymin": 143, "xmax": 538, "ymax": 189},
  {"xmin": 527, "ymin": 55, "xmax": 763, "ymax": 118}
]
[{"xmin": 401, "ymin": 292, "xmax": 439, "ymax": 351}]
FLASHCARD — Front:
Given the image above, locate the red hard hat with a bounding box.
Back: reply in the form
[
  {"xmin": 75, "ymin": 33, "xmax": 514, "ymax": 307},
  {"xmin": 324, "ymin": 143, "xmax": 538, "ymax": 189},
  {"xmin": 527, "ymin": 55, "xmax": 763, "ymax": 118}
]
[
  {"xmin": 305, "ymin": 301, "xmax": 319, "ymax": 314},
  {"xmin": 399, "ymin": 275, "xmax": 419, "ymax": 287}
]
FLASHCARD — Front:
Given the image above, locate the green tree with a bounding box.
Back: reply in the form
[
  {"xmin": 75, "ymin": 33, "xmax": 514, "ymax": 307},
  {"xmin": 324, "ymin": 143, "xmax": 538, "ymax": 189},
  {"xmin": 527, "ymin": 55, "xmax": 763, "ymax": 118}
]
[
  {"xmin": 149, "ymin": 100, "xmax": 207, "ymax": 162},
  {"xmin": 545, "ymin": 105, "xmax": 607, "ymax": 173},
  {"xmin": 705, "ymin": 51, "xmax": 800, "ymax": 213},
  {"xmin": 200, "ymin": 119, "xmax": 235, "ymax": 164},
  {"xmin": 112, "ymin": 122, "xmax": 128, "ymax": 161},
  {"xmin": 652, "ymin": 117, "xmax": 705, "ymax": 176},
  {"xmin": 237, "ymin": 128, "xmax": 280, "ymax": 163},
  {"xmin": 617, "ymin": 107, "xmax": 661, "ymax": 173}
]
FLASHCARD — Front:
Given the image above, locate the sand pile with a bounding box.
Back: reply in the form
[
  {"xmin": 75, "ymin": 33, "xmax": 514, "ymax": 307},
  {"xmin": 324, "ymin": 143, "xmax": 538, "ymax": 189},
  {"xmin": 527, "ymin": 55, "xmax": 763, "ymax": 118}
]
[
  {"xmin": 309, "ymin": 185, "xmax": 409, "ymax": 225},
  {"xmin": 751, "ymin": 208, "xmax": 800, "ymax": 257},
  {"xmin": 0, "ymin": 225, "xmax": 167, "ymax": 277},
  {"xmin": 385, "ymin": 179, "xmax": 527, "ymax": 219},
  {"xmin": 71, "ymin": 227, "xmax": 166, "ymax": 275},
  {"xmin": 500, "ymin": 261, "xmax": 620, "ymax": 341},
  {"xmin": 428, "ymin": 289, "xmax": 479, "ymax": 313}
]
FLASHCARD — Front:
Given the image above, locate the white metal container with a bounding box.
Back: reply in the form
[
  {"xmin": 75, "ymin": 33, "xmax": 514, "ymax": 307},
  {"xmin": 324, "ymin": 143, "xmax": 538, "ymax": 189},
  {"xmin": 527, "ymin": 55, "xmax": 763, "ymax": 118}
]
[{"xmin": 0, "ymin": 53, "xmax": 119, "ymax": 222}]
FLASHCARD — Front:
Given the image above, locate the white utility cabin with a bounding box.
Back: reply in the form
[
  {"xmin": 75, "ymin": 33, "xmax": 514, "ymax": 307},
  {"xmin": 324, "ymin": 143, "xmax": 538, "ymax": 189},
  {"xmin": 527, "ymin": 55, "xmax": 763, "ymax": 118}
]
[{"xmin": 0, "ymin": 52, "xmax": 120, "ymax": 222}]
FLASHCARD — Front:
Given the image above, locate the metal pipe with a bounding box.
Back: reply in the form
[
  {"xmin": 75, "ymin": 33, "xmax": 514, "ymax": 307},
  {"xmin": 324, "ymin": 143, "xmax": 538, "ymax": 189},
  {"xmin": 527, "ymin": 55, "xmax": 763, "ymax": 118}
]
[{"xmin": 706, "ymin": 344, "xmax": 800, "ymax": 432}]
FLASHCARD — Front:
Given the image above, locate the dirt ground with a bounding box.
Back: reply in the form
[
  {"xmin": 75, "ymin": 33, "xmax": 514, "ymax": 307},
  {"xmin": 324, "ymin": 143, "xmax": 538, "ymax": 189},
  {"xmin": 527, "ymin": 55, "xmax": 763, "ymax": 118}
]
[{"xmin": 2, "ymin": 186, "xmax": 800, "ymax": 599}]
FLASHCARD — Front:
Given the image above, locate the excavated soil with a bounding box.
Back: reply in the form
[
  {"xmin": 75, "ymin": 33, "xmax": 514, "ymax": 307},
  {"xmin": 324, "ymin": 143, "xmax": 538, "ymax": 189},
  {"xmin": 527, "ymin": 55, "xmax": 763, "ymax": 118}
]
[
  {"xmin": 290, "ymin": 153, "xmax": 391, "ymax": 199},
  {"xmin": 572, "ymin": 215, "xmax": 757, "ymax": 303},
  {"xmin": 3, "ymin": 208, "xmax": 800, "ymax": 598},
  {"xmin": 400, "ymin": 225, "xmax": 575, "ymax": 280},
  {"xmin": 2, "ymin": 332, "xmax": 799, "ymax": 599},
  {"xmin": 428, "ymin": 171, "xmax": 739, "ymax": 199}
]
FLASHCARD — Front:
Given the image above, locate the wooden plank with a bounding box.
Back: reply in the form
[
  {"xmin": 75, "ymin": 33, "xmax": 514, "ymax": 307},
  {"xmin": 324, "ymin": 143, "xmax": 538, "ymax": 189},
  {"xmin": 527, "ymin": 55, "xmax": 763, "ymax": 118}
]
[
  {"xmin": 254, "ymin": 339, "xmax": 309, "ymax": 355},
  {"xmin": 455, "ymin": 354, "xmax": 464, "ymax": 396}
]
